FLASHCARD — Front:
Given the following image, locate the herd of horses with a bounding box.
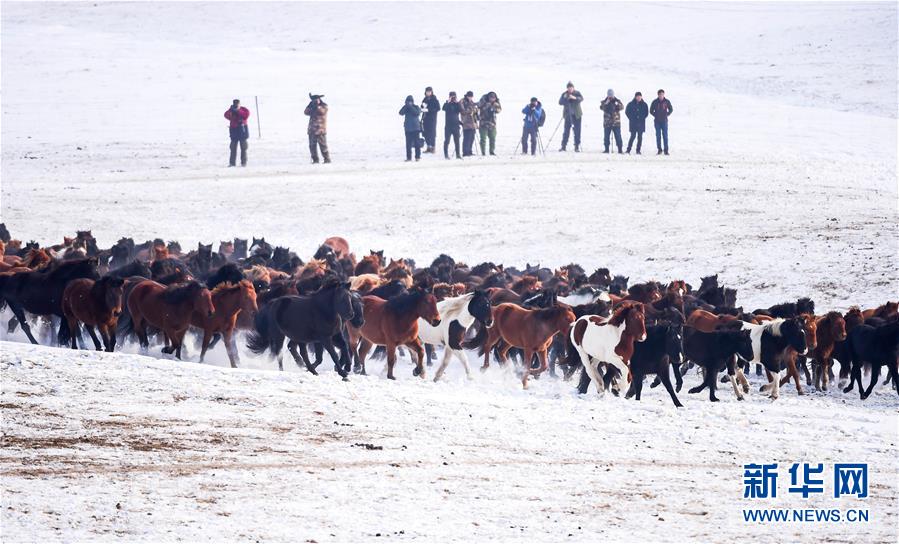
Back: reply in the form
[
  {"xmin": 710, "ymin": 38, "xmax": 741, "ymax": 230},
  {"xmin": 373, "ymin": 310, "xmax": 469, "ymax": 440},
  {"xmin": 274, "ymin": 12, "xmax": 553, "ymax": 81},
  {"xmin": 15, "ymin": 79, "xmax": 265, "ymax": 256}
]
[{"xmin": 0, "ymin": 225, "xmax": 896, "ymax": 406}]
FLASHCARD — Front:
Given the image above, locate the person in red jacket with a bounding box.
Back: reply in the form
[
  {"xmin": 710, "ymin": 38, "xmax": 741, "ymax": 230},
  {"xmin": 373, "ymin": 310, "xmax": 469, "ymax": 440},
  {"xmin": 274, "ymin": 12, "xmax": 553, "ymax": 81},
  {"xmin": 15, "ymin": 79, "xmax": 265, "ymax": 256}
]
[{"xmin": 224, "ymin": 99, "xmax": 250, "ymax": 167}]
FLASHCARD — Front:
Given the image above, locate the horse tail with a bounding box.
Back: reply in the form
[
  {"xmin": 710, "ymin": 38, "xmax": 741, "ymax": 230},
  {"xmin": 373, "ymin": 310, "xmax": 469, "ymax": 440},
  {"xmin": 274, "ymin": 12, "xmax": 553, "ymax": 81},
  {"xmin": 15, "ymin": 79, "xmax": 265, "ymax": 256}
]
[
  {"xmin": 247, "ymin": 300, "xmax": 284, "ymax": 356},
  {"xmin": 57, "ymin": 318, "xmax": 73, "ymax": 347},
  {"xmin": 565, "ymin": 325, "xmax": 582, "ymax": 368},
  {"xmin": 462, "ymin": 321, "xmax": 487, "ymax": 355}
]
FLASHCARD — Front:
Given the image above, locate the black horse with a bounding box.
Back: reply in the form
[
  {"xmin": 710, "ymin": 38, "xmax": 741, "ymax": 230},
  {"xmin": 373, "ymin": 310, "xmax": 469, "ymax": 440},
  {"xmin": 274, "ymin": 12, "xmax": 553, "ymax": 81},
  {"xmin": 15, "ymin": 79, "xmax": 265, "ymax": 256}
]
[
  {"xmin": 844, "ymin": 321, "xmax": 899, "ymax": 399},
  {"xmin": 0, "ymin": 258, "xmax": 99, "ymax": 345},
  {"xmin": 247, "ymin": 279, "xmax": 355, "ymax": 377},
  {"xmin": 205, "ymin": 263, "xmax": 245, "ymax": 289},
  {"xmin": 106, "ymin": 259, "xmax": 152, "ymax": 280}
]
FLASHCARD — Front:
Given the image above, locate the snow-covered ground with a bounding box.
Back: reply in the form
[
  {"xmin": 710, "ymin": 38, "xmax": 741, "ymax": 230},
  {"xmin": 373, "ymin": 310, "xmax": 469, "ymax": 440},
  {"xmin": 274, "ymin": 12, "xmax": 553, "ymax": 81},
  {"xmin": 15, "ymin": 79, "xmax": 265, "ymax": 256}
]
[
  {"xmin": 2, "ymin": 342, "xmax": 897, "ymax": 542},
  {"xmin": 1, "ymin": 2, "xmax": 898, "ymax": 542}
]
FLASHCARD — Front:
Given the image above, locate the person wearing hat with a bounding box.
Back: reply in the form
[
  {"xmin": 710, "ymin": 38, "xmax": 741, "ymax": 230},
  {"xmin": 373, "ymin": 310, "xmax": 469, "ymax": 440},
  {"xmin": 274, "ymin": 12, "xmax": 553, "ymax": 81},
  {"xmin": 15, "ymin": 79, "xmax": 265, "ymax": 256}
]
[
  {"xmin": 520, "ymin": 97, "xmax": 543, "ymax": 156},
  {"xmin": 477, "ymin": 91, "xmax": 502, "ymax": 156},
  {"xmin": 624, "ymin": 91, "xmax": 649, "ymax": 154},
  {"xmin": 460, "ymin": 91, "xmax": 479, "ymax": 157},
  {"xmin": 442, "ymin": 91, "xmax": 463, "ymax": 159},
  {"xmin": 304, "ymin": 93, "xmax": 330, "ymax": 164},
  {"xmin": 558, "ymin": 82, "xmax": 584, "ymax": 152},
  {"xmin": 650, "ymin": 89, "xmax": 674, "ymax": 155},
  {"xmin": 224, "ymin": 99, "xmax": 250, "ymax": 167},
  {"xmin": 600, "ymin": 89, "xmax": 624, "ymax": 154},
  {"xmin": 399, "ymin": 95, "xmax": 423, "ymax": 162},
  {"xmin": 421, "ymin": 87, "xmax": 440, "ymax": 153}
]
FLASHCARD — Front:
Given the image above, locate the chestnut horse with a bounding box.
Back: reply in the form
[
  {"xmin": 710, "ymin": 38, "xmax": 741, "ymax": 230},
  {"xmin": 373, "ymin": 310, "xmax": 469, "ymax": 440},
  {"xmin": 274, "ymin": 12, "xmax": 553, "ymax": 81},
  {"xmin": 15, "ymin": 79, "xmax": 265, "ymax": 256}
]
[
  {"xmin": 322, "ymin": 236, "xmax": 350, "ymax": 260},
  {"xmin": 61, "ymin": 276, "xmax": 125, "ymax": 351},
  {"xmin": 686, "ymin": 308, "xmax": 741, "ymax": 332},
  {"xmin": 862, "ymin": 301, "xmax": 898, "ymax": 320},
  {"xmin": 778, "ymin": 313, "xmax": 818, "ymax": 394},
  {"xmin": 354, "ymin": 288, "xmax": 441, "ymax": 380},
  {"xmin": 191, "ymin": 280, "xmax": 257, "ymax": 367},
  {"xmin": 811, "ymin": 311, "xmax": 847, "ymax": 391},
  {"xmin": 476, "ymin": 302, "xmax": 576, "ymax": 388},
  {"xmin": 128, "ymin": 280, "xmax": 215, "ymax": 359}
]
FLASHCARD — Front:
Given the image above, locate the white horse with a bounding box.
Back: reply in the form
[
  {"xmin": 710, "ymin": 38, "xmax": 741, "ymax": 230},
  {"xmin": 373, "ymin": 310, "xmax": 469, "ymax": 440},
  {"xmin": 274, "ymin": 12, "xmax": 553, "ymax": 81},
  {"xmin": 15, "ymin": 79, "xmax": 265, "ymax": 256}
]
[
  {"xmin": 569, "ymin": 302, "xmax": 647, "ymax": 395},
  {"xmin": 736, "ymin": 318, "xmax": 808, "ymax": 399},
  {"xmin": 418, "ymin": 290, "xmax": 493, "ymax": 382}
]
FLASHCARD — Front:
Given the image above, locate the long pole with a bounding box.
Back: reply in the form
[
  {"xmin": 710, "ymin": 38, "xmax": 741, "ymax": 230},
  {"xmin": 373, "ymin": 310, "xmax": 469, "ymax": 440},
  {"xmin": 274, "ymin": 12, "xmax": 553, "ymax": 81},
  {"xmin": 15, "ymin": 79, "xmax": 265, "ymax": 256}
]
[
  {"xmin": 255, "ymin": 95, "xmax": 262, "ymax": 139},
  {"xmin": 545, "ymin": 115, "xmax": 564, "ymax": 150}
]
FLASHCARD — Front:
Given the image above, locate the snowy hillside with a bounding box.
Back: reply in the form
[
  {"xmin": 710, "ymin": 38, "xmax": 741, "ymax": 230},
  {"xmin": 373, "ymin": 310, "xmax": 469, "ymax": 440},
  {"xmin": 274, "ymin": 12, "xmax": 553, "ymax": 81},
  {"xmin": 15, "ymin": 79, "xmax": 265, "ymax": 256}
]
[{"xmin": 1, "ymin": 1, "xmax": 897, "ymax": 542}]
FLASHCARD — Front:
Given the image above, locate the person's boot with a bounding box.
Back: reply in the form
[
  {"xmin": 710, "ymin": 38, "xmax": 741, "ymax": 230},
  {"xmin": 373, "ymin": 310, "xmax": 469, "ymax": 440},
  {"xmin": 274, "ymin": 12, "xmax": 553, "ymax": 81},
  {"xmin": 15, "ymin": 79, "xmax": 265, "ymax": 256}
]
[
  {"xmin": 657, "ymin": 149, "xmax": 663, "ymax": 155},
  {"xmin": 323, "ymin": 154, "xmax": 331, "ymax": 164},
  {"xmin": 618, "ymin": 147, "xmax": 623, "ymax": 154},
  {"xmin": 603, "ymin": 147, "xmax": 609, "ymax": 154},
  {"xmin": 559, "ymin": 146, "xmax": 566, "ymax": 152},
  {"xmin": 311, "ymin": 156, "xmax": 320, "ymax": 164},
  {"xmin": 664, "ymin": 150, "xmax": 669, "ymax": 156},
  {"xmin": 574, "ymin": 145, "xmax": 580, "ymax": 153},
  {"xmin": 636, "ymin": 149, "xmax": 642, "ymax": 155},
  {"xmin": 626, "ymin": 147, "xmax": 631, "ymax": 154}
]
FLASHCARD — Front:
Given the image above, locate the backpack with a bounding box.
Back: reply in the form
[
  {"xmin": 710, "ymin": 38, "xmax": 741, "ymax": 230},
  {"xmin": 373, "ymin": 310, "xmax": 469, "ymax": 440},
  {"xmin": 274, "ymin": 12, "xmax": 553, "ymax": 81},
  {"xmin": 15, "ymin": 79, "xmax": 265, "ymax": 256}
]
[{"xmin": 537, "ymin": 108, "xmax": 547, "ymax": 127}]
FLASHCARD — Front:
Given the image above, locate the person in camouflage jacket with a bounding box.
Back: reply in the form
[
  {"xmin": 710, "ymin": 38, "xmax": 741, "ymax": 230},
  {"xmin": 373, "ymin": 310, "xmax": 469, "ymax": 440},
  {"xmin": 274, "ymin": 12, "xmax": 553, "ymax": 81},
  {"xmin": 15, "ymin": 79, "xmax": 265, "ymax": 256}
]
[
  {"xmin": 477, "ymin": 91, "xmax": 502, "ymax": 156},
  {"xmin": 304, "ymin": 93, "xmax": 330, "ymax": 164},
  {"xmin": 600, "ymin": 89, "xmax": 624, "ymax": 154},
  {"xmin": 460, "ymin": 91, "xmax": 479, "ymax": 156}
]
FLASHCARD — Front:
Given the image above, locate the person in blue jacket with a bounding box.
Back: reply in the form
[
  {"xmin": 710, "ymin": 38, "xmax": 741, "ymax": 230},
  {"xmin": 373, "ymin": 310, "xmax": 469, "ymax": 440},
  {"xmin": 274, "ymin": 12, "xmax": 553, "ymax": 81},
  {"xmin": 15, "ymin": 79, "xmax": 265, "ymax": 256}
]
[
  {"xmin": 399, "ymin": 95, "xmax": 422, "ymax": 162},
  {"xmin": 520, "ymin": 97, "xmax": 543, "ymax": 155}
]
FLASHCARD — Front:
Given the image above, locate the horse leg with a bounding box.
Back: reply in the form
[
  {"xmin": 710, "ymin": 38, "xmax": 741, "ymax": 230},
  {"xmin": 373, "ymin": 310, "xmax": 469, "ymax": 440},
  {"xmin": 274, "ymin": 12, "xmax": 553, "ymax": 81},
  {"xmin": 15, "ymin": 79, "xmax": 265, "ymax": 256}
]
[
  {"xmin": 521, "ymin": 348, "xmax": 536, "ymax": 388},
  {"xmin": 800, "ymin": 356, "xmax": 812, "ymax": 386},
  {"xmin": 172, "ymin": 329, "xmax": 187, "ymax": 360},
  {"xmin": 631, "ymin": 371, "xmax": 644, "ymax": 401},
  {"xmin": 727, "ymin": 357, "xmax": 744, "ymax": 401},
  {"xmin": 579, "ymin": 350, "xmax": 604, "ymax": 396},
  {"xmin": 67, "ymin": 317, "xmax": 79, "ymax": 349},
  {"xmin": 886, "ymin": 361, "xmax": 899, "ymax": 397},
  {"xmin": 406, "ymin": 339, "xmax": 426, "ymax": 379},
  {"xmin": 321, "ymin": 338, "xmax": 347, "ymax": 380},
  {"xmin": 199, "ymin": 330, "xmax": 212, "ymax": 363},
  {"xmin": 481, "ymin": 328, "xmax": 500, "ymax": 371},
  {"xmin": 385, "ymin": 343, "xmax": 398, "ymax": 380},
  {"xmin": 790, "ymin": 357, "xmax": 804, "ymax": 395},
  {"xmin": 688, "ymin": 366, "xmax": 708, "ymax": 395},
  {"xmin": 425, "ymin": 343, "xmax": 434, "ymax": 367},
  {"xmin": 434, "ymin": 345, "xmax": 453, "ymax": 382},
  {"xmin": 85, "ymin": 325, "xmax": 102, "ymax": 351},
  {"xmin": 223, "ymin": 329, "xmax": 239, "ymax": 368},
  {"xmin": 658, "ymin": 367, "xmax": 683, "ymax": 407},
  {"xmin": 860, "ymin": 363, "xmax": 880, "ymax": 400},
  {"xmin": 844, "ymin": 360, "xmax": 861, "ymax": 394},
  {"xmin": 7, "ymin": 301, "xmax": 38, "ymax": 344},
  {"xmin": 706, "ymin": 365, "xmax": 720, "ymax": 402},
  {"xmin": 453, "ymin": 348, "xmax": 473, "ymax": 380},
  {"xmin": 357, "ymin": 338, "xmax": 373, "ymax": 376}
]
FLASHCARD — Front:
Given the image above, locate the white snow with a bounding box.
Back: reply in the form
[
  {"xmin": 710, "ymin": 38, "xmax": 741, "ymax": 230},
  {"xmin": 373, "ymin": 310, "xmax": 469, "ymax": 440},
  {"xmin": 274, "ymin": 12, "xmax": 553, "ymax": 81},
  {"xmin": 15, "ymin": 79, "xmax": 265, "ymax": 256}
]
[{"xmin": 1, "ymin": 2, "xmax": 898, "ymax": 542}]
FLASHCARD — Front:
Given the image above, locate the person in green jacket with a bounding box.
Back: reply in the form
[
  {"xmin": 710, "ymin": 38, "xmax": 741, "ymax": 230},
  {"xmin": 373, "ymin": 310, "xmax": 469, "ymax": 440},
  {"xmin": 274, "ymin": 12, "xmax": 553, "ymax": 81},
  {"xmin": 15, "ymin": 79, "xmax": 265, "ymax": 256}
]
[{"xmin": 477, "ymin": 91, "xmax": 502, "ymax": 156}]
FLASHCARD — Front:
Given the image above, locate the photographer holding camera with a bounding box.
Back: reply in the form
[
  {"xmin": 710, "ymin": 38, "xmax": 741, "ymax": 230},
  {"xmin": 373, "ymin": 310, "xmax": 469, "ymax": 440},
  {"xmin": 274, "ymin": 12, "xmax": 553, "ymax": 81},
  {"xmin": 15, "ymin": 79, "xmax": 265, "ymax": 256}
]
[
  {"xmin": 477, "ymin": 91, "xmax": 502, "ymax": 156},
  {"xmin": 223, "ymin": 99, "xmax": 250, "ymax": 167},
  {"xmin": 304, "ymin": 93, "xmax": 330, "ymax": 164},
  {"xmin": 520, "ymin": 97, "xmax": 543, "ymax": 155},
  {"xmin": 558, "ymin": 82, "xmax": 584, "ymax": 152},
  {"xmin": 400, "ymin": 95, "xmax": 423, "ymax": 162},
  {"xmin": 460, "ymin": 91, "xmax": 479, "ymax": 157},
  {"xmin": 442, "ymin": 91, "xmax": 463, "ymax": 160},
  {"xmin": 421, "ymin": 87, "xmax": 440, "ymax": 154},
  {"xmin": 600, "ymin": 89, "xmax": 624, "ymax": 154}
]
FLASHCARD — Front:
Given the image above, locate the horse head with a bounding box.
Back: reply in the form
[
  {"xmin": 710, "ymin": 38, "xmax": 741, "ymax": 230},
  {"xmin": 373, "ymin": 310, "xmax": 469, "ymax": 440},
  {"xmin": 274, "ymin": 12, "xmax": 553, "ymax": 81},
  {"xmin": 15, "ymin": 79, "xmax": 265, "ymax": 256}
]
[
  {"xmin": 238, "ymin": 280, "xmax": 258, "ymax": 318},
  {"xmin": 414, "ymin": 289, "xmax": 441, "ymax": 327},
  {"xmin": 468, "ymin": 290, "xmax": 494, "ymax": 327},
  {"xmin": 783, "ymin": 317, "xmax": 808, "ymax": 355},
  {"xmin": 624, "ymin": 302, "xmax": 647, "ymax": 342},
  {"xmin": 800, "ymin": 313, "xmax": 818, "ymax": 351}
]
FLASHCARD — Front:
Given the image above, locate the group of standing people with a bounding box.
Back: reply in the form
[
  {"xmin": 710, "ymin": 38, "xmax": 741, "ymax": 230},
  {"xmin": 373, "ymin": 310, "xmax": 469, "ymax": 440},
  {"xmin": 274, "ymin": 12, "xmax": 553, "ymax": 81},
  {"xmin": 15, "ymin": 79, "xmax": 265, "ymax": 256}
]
[
  {"xmin": 402, "ymin": 88, "xmax": 503, "ymax": 161},
  {"xmin": 222, "ymin": 84, "xmax": 674, "ymax": 166}
]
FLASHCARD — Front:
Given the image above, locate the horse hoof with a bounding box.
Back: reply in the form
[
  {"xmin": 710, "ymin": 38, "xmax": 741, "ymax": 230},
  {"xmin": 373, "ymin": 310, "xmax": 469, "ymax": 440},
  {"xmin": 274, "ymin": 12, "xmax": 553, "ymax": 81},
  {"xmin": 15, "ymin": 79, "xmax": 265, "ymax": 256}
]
[
  {"xmin": 387, "ymin": 375, "xmax": 396, "ymax": 381},
  {"xmin": 342, "ymin": 376, "xmax": 350, "ymax": 382},
  {"xmin": 710, "ymin": 397, "xmax": 719, "ymax": 402},
  {"xmin": 674, "ymin": 402, "xmax": 684, "ymax": 408},
  {"xmin": 412, "ymin": 367, "xmax": 421, "ymax": 377}
]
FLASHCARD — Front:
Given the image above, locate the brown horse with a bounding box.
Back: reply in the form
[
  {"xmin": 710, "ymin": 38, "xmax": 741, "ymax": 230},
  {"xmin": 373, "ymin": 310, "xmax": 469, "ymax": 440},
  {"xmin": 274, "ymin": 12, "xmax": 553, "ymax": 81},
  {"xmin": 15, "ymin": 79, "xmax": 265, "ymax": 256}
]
[
  {"xmin": 510, "ymin": 275, "xmax": 541, "ymax": 296},
  {"xmin": 322, "ymin": 236, "xmax": 350, "ymax": 260},
  {"xmin": 128, "ymin": 280, "xmax": 215, "ymax": 359},
  {"xmin": 61, "ymin": 276, "xmax": 125, "ymax": 351},
  {"xmin": 812, "ymin": 311, "xmax": 847, "ymax": 391},
  {"xmin": 350, "ymin": 273, "xmax": 382, "ymax": 293},
  {"xmin": 686, "ymin": 309, "xmax": 741, "ymax": 332},
  {"xmin": 479, "ymin": 302, "xmax": 576, "ymax": 388},
  {"xmin": 779, "ymin": 313, "xmax": 818, "ymax": 394},
  {"xmin": 354, "ymin": 253, "xmax": 382, "ymax": 276},
  {"xmin": 191, "ymin": 280, "xmax": 257, "ymax": 367},
  {"xmin": 862, "ymin": 301, "xmax": 898, "ymax": 320},
  {"xmin": 353, "ymin": 289, "xmax": 441, "ymax": 379}
]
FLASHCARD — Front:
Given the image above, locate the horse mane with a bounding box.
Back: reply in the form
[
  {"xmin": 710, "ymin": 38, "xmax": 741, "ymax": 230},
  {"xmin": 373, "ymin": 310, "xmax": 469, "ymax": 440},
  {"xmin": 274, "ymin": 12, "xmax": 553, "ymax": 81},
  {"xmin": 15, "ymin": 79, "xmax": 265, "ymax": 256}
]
[
  {"xmin": 161, "ymin": 281, "xmax": 204, "ymax": 304},
  {"xmin": 765, "ymin": 318, "xmax": 786, "ymax": 337},
  {"xmin": 440, "ymin": 292, "xmax": 473, "ymax": 315},
  {"xmin": 534, "ymin": 303, "xmax": 570, "ymax": 321},
  {"xmin": 211, "ymin": 281, "xmax": 242, "ymax": 295},
  {"xmin": 609, "ymin": 301, "xmax": 642, "ymax": 326},
  {"xmin": 385, "ymin": 289, "xmax": 425, "ymax": 315}
]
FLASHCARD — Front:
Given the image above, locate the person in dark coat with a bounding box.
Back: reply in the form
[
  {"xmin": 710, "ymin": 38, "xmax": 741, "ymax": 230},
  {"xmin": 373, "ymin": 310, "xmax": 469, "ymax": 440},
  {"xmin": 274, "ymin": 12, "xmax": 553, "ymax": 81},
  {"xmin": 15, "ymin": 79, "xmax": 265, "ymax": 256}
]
[
  {"xmin": 558, "ymin": 81, "xmax": 584, "ymax": 152},
  {"xmin": 421, "ymin": 87, "xmax": 440, "ymax": 154},
  {"xmin": 399, "ymin": 95, "xmax": 423, "ymax": 162},
  {"xmin": 600, "ymin": 89, "xmax": 624, "ymax": 154},
  {"xmin": 442, "ymin": 91, "xmax": 462, "ymax": 159},
  {"xmin": 520, "ymin": 97, "xmax": 543, "ymax": 155},
  {"xmin": 650, "ymin": 89, "xmax": 674, "ymax": 155},
  {"xmin": 624, "ymin": 91, "xmax": 649, "ymax": 154},
  {"xmin": 224, "ymin": 99, "xmax": 250, "ymax": 167}
]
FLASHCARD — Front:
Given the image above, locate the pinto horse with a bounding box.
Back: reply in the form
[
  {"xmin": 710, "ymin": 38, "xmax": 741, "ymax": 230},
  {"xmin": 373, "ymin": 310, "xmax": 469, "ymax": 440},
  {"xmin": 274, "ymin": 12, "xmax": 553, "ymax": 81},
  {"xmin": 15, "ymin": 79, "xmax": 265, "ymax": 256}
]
[
  {"xmin": 128, "ymin": 280, "xmax": 215, "ymax": 359},
  {"xmin": 353, "ymin": 288, "xmax": 441, "ymax": 380},
  {"xmin": 0, "ymin": 257, "xmax": 99, "ymax": 345},
  {"xmin": 61, "ymin": 276, "xmax": 125, "ymax": 351},
  {"xmin": 246, "ymin": 280, "xmax": 356, "ymax": 376},
  {"xmin": 568, "ymin": 301, "xmax": 646, "ymax": 395},
  {"xmin": 418, "ymin": 290, "xmax": 493, "ymax": 381},
  {"xmin": 191, "ymin": 280, "xmax": 257, "ymax": 367}
]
